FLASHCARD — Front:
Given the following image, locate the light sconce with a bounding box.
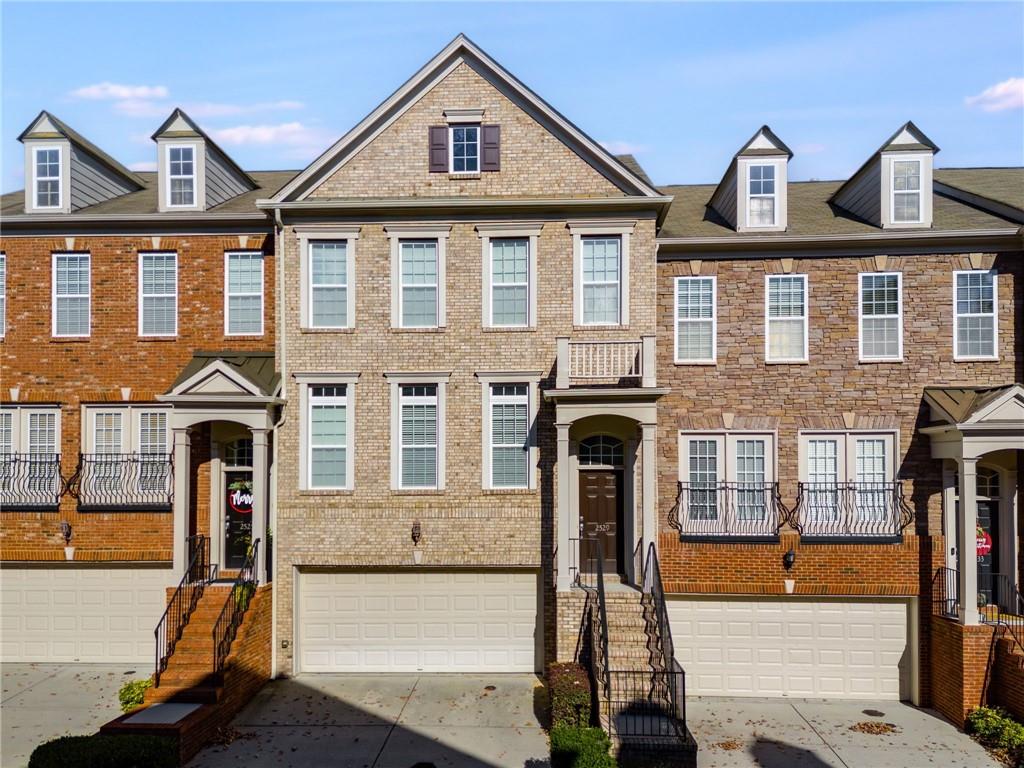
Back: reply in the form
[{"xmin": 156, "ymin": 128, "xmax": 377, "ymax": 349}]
[{"xmin": 783, "ymin": 548, "xmax": 796, "ymax": 571}]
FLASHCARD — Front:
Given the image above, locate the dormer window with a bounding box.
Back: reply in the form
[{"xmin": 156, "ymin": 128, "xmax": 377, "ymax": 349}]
[
  {"xmin": 748, "ymin": 164, "xmax": 776, "ymax": 227},
  {"xmin": 167, "ymin": 146, "xmax": 196, "ymax": 207},
  {"xmin": 34, "ymin": 147, "xmax": 61, "ymax": 209},
  {"xmin": 892, "ymin": 160, "xmax": 921, "ymax": 223},
  {"xmin": 450, "ymin": 125, "xmax": 479, "ymax": 173}
]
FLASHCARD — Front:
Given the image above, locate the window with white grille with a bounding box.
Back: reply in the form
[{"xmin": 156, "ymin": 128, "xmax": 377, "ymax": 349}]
[
  {"xmin": 400, "ymin": 384, "xmax": 438, "ymax": 488},
  {"xmin": 675, "ymin": 276, "xmax": 716, "ymax": 363},
  {"xmin": 859, "ymin": 273, "xmax": 902, "ymax": 361},
  {"xmin": 581, "ymin": 236, "xmax": 622, "ymax": 325},
  {"xmin": 765, "ymin": 274, "xmax": 807, "ymax": 362},
  {"xmin": 954, "ymin": 270, "xmax": 997, "ymax": 360},
  {"xmin": 139, "ymin": 253, "xmax": 178, "ymax": 336},
  {"xmin": 309, "ymin": 385, "xmax": 348, "ymax": 489},
  {"xmin": 309, "ymin": 241, "xmax": 348, "ymax": 328},
  {"xmin": 53, "ymin": 253, "xmax": 90, "ymax": 337},
  {"xmin": 400, "ymin": 241, "xmax": 439, "ymax": 327},
  {"xmin": 225, "ymin": 252, "xmax": 264, "ymax": 335},
  {"xmin": 490, "ymin": 384, "xmax": 528, "ymax": 488}
]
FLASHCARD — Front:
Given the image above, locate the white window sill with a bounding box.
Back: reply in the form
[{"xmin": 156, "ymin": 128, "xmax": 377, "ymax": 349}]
[
  {"xmin": 954, "ymin": 356, "xmax": 999, "ymax": 363},
  {"xmin": 300, "ymin": 326, "xmax": 355, "ymax": 334},
  {"xmin": 765, "ymin": 359, "xmax": 809, "ymax": 365},
  {"xmin": 483, "ymin": 326, "xmax": 535, "ymax": 333},
  {"xmin": 674, "ymin": 359, "xmax": 716, "ymax": 366},
  {"xmin": 391, "ymin": 326, "xmax": 444, "ymax": 333},
  {"xmin": 859, "ymin": 357, "xmax": 904, "ymax": 364}
]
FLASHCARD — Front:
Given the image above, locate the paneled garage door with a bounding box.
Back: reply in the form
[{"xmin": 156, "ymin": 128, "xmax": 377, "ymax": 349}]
[
  {"xmin": 668, "ymin": 597, "xmax": 910, "ymax": 699},
  {"xmin": 0, "ymin": 567, "xmax": 171, "ymax": 663},
  {"xmin": 298, "ymin": 571, "xmax": 539, "ymax": 673}
]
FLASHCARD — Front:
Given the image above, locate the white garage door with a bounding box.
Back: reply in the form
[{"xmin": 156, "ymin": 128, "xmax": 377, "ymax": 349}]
[
  {"xmin": 668, "ymin": 597, "xmax": 909, "ymax": 699},
  {"xmin": 299, "ymin": 570, "xmax": 539, "ymax": 673},
  {"xmin": 0, "ymin": 567, "xmax": 171, "ymax": 663}
]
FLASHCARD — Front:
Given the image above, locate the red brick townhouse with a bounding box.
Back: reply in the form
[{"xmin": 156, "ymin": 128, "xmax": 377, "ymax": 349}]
[
  {"xmin": 654, "ymin": 124, "xmax": 1023, "ymax": 724},
  {"xmin": 0, "ymin": 108, "xmax": 289, "ymax": 664}
]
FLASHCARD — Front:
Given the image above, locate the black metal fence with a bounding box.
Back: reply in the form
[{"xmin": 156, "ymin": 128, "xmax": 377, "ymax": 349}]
[
  {"xmin": 154, "ymin": 535, "xmax": 211, "ymax": 686},
  {"xmin": 933, "ymin": 566, "xmax": 960, "ymax": 619},
  {"xmin": 605, "ymin": 668, "xmax": 688, "ymax": 745},
  {"xmin": 793, "ymin": 481, "xmax": 912, "ymax": 540},
  {"xmin": 213, "ymin": 538, "xmax": 260, "ymax": 676},
  {"xmin": 980, "ymin": 573, "xmax": 1024, "ymax": 654},
  {"xmin": 673, "ymin": 481, "xmax": 785, "ymax": 539},
  {"xmin": 0, "ymin": 453, "xmax": 62, "ymax": 510},
  {"xmin": 75, "ymin": 453, "xmax": 173, "ymax": 511}
]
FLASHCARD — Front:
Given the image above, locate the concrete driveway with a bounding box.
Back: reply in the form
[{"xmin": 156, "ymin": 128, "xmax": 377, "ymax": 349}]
[
  {"xmin": 688, "ymin": 697, "xmax": 999, "ymax": 768},
  {"xmin": 1, "ymin": 662, "xmax": 142, "ymax": 768},
  {"xmin": 188, "ymin": 674, "xmax": 550, "ymax": 768}
]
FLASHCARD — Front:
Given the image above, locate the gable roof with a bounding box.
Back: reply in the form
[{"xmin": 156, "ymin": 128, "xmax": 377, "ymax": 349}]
[
  {"xmin": 829, "ymin": 121, "xmax": 939, "ymax": 205},
  {"xmin": 152, "ymin": 108, "xmax": 257, "ymax": 188},
  {"xmin": 17, "ymin": 110, "xmax": 145, "ymax": 188},
  {"xmin": 269, "ymin": 33, "xmax": 662, "ymax": 203},
  {"xmin": 736, "ymin": 125, "xmax": 794, "ymax": 159},
  {"xmin": 169, "ymin": 352, "xmax": 279, "ymax": 397},
  {"xmin": 923, "ymin": 384, "xmax": 1024, "ymax": 425}
]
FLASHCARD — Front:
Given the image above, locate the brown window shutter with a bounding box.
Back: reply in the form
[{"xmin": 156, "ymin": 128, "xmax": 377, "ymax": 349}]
[
  {"xmin": 481, "ymin": 125, "xmax": 500, "ymax": 172},
  {"xmin": 428, "ymin": 126, "xmax": 448, "ymax": 172}
]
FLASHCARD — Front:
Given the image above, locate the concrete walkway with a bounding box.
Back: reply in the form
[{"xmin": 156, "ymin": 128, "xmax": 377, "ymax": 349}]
[
  {"xmin": 188, "ymin": 674, "xmax": 550, "ymax": 768},
  {"xmin": 1, "ymin": 663, "xmax": 143, "ymax": 768},
  {"xmin": 688, "ymin": 697, "xmax": 1000, "ymax": 768}
]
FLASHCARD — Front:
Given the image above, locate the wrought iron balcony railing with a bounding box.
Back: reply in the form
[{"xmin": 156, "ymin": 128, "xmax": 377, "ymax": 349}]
[
  {"xmin": 671, "ymin": 481, "xmax": 785, "ymax": 540},
  {"xmin": 793, "ymin": 481, "xmax": 912, "ymax": 540},
  {"xmin": 73, "ymin": 453, "xmax": 173, "ymax": 512},
  {"xmin": 0, "ymin": 453, "xmax": 62, "ymax": 511}
]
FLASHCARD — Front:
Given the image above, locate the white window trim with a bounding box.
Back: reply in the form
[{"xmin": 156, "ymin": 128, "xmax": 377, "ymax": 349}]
[
  {"xmin": 295, "ymin": 373, "xmax": 358, "ymax": 492},
  {"xmin": 165, "ymin": 144, "xmax": 197, "ymax": 209},
  {"xmin": 33, "ymin": 145, "xmax": 62, "ymax": 210},
  {"xmin": 858, "ymin": 271, "xmax": 903, "ymax": 362},
  {"xmin": 677, "ymin": 431, "xmax": 778, "ymax": 483},
  {"xmin": 137, "ymin": 252, "xmax": 178, "ymax": 337},
  {"xmin": 81, "ymin": 405, "xmax": 170, "ymax": 453},
  {"xmin": 224, "ymin": 251, "xmax": 265, "ymax": 337},
  {"xmin": 953, "ymin": 269, "xmax": 999, "ymax": 362},
  {"xmin": 449, "ymin": 123, "xmax": 480, "ymax": 174},
  {"xmin": 797, "ymin": 430, "xmax": 898, "ymax": 483},
  {"xmin": 569, "ymin": 221, "xmax": 634, "ymax": 327},
  {"xmin": 0, "ymin": 405, "xmax": 62, "ymax": 454},
  {"xmin": 764, "ymin": 273, "xmax": 808, "ymax": 364},
  {"xmin": 673, "ymin": 275, "xmax": 717, "ymax": 365},
  {"xmin": 476, "ymin": 223, "xmax": 541, "ymax": 329},
  {"xmin": 746, "ymin": 163, "xmax": 777, "ymax": 228},
  {"xmin": 890, "ymin": 158, "xmax": 923, "ymax": 225},
  {"xmin": 51, "ymin": 252, "xmax": 91, "ymax": 338},
  {"xmin": 477, "ymin": 372, "xmax": 542, "ymax": 490},
  {"xmin": 0, "ymin": 252, "xmax": 6, "ymax": 338},
  {"xmin": 385, "ymin": 372, "xmax": 450, "ymax": 491},
  {"xmin": 386, "ymin": 225, "xmax": 450, "ymax": 329},
  {"xmin": 296, "ymin": 227, "xmax": 360, "ymax": 331}
]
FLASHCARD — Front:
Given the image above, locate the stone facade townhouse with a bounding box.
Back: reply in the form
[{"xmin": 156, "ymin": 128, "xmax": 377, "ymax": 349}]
[{"xmin": 0, "ymin": 32, "xmax": 1021, "ymax": 749}]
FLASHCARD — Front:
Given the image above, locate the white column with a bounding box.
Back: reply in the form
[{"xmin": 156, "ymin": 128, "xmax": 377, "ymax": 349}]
[
  {"xmin": 555, "ymin": 337, "xmax": 570, "ymax": 389},
  {"xmin": 171, "ymin": 427, "xmax": 191, "ymax": 579},
  {"xmin": 641, "ymin": 423, "xmax": 658, "ymax": 568},
  {"xmin": 1001, "ymin": 468, "xmax": 1018, "ymax": 603},
  {"xmin": 958, "ymin": 457, "xmax": 980, "ymax": 625},
  {"xmin": 251, "ymin": 427, "xmax": 269, "ymax": 584},
  {"xmin": 556, "ymin": 422, "xmax": 572, "ymax": 591},
  {"xmin": 641, "ymin": 336, "xmax": 657, "ymax": 388}
]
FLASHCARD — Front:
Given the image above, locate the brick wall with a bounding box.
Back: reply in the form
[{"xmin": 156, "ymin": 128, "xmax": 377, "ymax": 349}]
[
  {"xmin": 930, "ymin": 616, "xmax": 997, "ymax": 726},
  {"xmin": 0, "ymin": 233, "xmax": 273, "ymax": 561},
  {"xmin": 991, "ymin": 636, "xmax": 1024, "ymax": 722}
]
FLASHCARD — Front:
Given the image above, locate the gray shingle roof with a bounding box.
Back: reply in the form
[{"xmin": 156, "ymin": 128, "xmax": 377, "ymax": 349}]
[{"xmin": 934, "ymin": 168, "xmax": 1024, "ymax": 214}]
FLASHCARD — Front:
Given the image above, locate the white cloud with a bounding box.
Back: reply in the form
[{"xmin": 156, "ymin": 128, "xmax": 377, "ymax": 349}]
[
  {"xmin": 112, "ymin": 98, "xmax": 304, "ymax": 119},
  {"xmin": 112, "ymin": 99, "xmax": 171, "ymax": 118},
  {"xmin": 965, "ymin": 77, "xmax": 1024, "ymax": 113},
  {"xmin": 600, "ymin": 140, "xmax": 649, "ymax": 155},
  {"xmin": 71, "ymin": 82, "xmax": 169, "ymax": 100},
  {"xmin": 128, "ymin": 160, "xmax": 158, "ymax": 172},
  {"xmin": 795, "ymin": 143, "xmax": 826, "ymax": 155},
  {"xmin": 209, "ymin": 122, "xmax": 332, "ymax": 160}
]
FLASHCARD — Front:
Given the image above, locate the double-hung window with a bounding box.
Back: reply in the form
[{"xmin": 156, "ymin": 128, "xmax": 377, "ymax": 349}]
[
  {"xmin": 686, "ymin": 438, "xmax": 719, "ymax": 521},
  {"xmin": 400, "ymin": 240, "xmax": 439, "ymax": 327},
  {"xmin": 34, "ymin": 147, "xmax": 61, "ymax": 209},
  {"xmin": 450, "ymin": 125, "xmax": 479, "ymax": 173},
  {"xmin": 891, "ymin": 160, "xmax": 921, "ymax": 223},
  {"xmin": 859, "ymin": 272, "xmax": 902, "ymax": 361},
  {"xmin": 92, "ymin": 411, "xmax": 124, "ymax": 494},
  {"xmin": 308, "ymin": 385, "xmax": 348, "ymax": 489},
  {"xmin": 765, "ymin": 274, "xmax": 807, "ymax": 362},
  {"xmin": 490, "ymin": 238, "xmax": 529, "ymax": 326},
  {"xmin": 489, "ymin": 384, "xmax": 528, "ymax": 488},
  {"xmin": 309, "ymin": 241, "xmax": 349, "ymax": 328},
  {"xmin": 139, "ymin": 253, "xmax": 178, "ymax": 336},
  {"xmin": 954, "ymin": 270, "xmax": 998, "ymax": 360},
  {"xmin": 748, "ymin": 164, "xmax": 776, "ymax": 227},
  {"xmin": 138, "ymin": 411, "xmax": 170, "ymax": 492},
  {"xmin": 674, "ymin": 276, "xmax": 716, "ymax": 363},
  {"xmin": 581, "ymin": 236, "xmax": 622, "ymax": 325},
  {"xmin": 167, "ymin": 146, "xmax": 195, "ymax": 207},
  {"xmin": 52, "ymin": 253, "xmax": 90, "ymax": 337},
  {"xmin": 399, "ymin": 384, "xmax": 438, "ymax": 489},
  {"xmin": 225, "ymin": 252, "xmax": 264, "ymax": 335}
]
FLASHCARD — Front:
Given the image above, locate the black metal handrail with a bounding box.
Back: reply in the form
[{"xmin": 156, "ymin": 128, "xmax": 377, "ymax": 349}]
[
  {"xmin": 642, "ymin": 543, "xmax": 686, "ymax": 727},
  {"xmin": 0, "ymin": 453, "xmax": 62, "ymax": 511},
  {"xmin": 154, "ymin": 535, "xmax": 210, "ymax": 685},
  {"xmin": 793, "ymin": 481, "xmax": 912, "ymax": 539},
  {"xmin": 593, "ymin": 538, "xmax": 611, "ymax": 699},
  {"xmin": 73, "ymin": 453, "xmax": 173, "ymax": 511},
  {"xmin": 212, "ymin": 538, "xmax": 260, "ymax": 676},
  {"xmin": 980, "ymin": 573, "xmax": 1024, "ymax": 656},
  {"xmin": 672, "ymin": 481, "xmax": 785, "ymax": 539},
  {"xmin": 605, "ymin": 668, "xmax": 689, "ymax": 746},
  {"xmin": 933, "ymin": 566, "xmax": 960, "ymax": 619}
]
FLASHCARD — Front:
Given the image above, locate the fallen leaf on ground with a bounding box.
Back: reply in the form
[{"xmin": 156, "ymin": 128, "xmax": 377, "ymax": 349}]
[{"xmin": 849, "ymin": 721, "xmax": 900, "ymax": 735}]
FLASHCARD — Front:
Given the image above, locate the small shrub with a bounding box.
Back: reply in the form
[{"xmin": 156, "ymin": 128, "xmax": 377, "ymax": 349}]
[
  {"xmin": 550, "ymin": 725, "xmax": 615, "ymax": 768},
  {"xmin": 28, "ymin": 734, "xmax": 177, "ymax": 768},
  {"xmin": 966, "ymin": 706, "xmax": 1024, "ymax": 767},
  {"xmin": 548, "ymin": 662, "xmax": 592, "ymax": 728},
  {"xmin": 117, "ymin": 678, "xmax": 152, "ymax": 713}
]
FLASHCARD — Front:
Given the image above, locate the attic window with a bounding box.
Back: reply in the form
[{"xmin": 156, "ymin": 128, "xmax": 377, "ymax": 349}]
[
  {"xmin": 891, "ymin": 160, "xmax": 921, "ymax": 223},
  {"xmin": 34, "ymin": 147, "xmax": 61, "ymax": 209},
  {"xmin": 748, "ymin": 164, "xmax": 776, "ymax": 227},
  {"xmin": 450, "ymin": 125, "xmax": 479, "ymax": 173},
  {"xmin": 167, "ymin": 146, "xmax": 196, "ymax": 207}
]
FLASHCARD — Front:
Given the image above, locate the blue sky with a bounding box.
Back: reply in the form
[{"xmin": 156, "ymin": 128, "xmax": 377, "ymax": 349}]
[{"xmin": 2, "ymin": 2, "xmax": 1022, "ymax": 192}]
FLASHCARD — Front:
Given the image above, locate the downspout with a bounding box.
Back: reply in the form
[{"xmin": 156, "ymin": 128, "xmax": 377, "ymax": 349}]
[{"xmin": 270, "ymin": 205, "xmax": 286, "ymax": 678}]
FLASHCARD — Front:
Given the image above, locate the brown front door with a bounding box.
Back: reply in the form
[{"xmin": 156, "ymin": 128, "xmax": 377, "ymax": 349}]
[{"xmin": 579, "ymin": 470, "xmax": 623, "ymax": 577}]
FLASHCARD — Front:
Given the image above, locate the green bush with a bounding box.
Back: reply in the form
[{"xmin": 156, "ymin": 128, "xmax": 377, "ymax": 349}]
[
  {"xmin": 548, "ymin": 662, "xmax": 592, "ymax": 728},
  {"xmin": 966, "ymin": 706, "xmax": 1024, "ymax": 766},
  {"xmin": 117, "ymin": 679, "xmax": 152, "ymax": 713},
  {"xmin": 550, "ymin": 725, "xmax": 615, "ymax": 768},
  {"xmin": 29, "ymin": 734, "xmax": 177, "ymax": 768}
]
